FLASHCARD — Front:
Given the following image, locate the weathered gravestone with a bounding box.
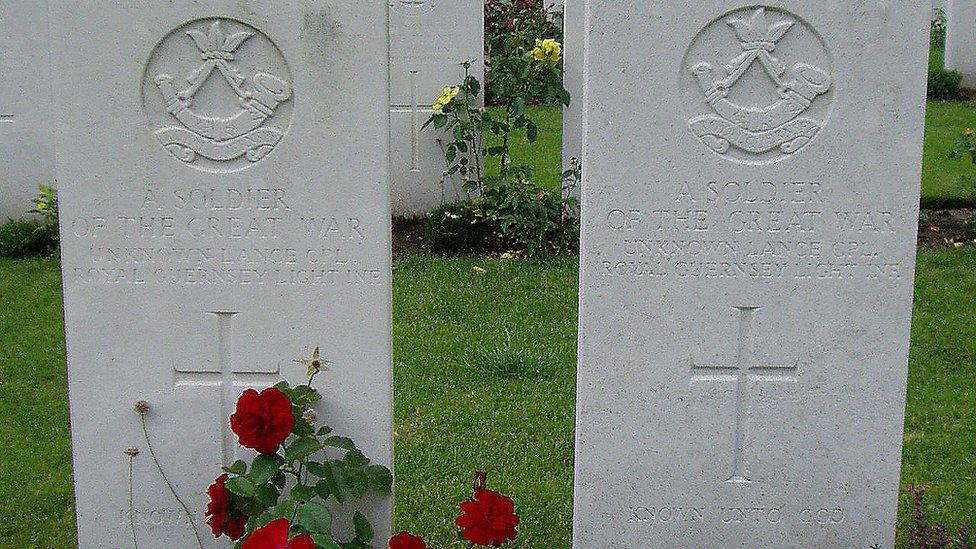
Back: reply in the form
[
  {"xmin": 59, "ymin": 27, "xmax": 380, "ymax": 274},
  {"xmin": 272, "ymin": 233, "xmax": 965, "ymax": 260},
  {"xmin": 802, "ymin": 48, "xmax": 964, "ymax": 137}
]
[
  {"xmin": 561, "ymin": 0, "xmax": 582, "ymax": 200},
  {"xmin": 574, "ymin": 3, "xmax": 928, "ymax": 547},
  {"xmin": 945, "ymin": 0, "xmax": 976, "ymax": 89},
  {"xmin": 52, "ymin": 2, "xmax": 392, "ymax": 547},
  {"xmin": 0, "ymin": 1, "xmax": 55, "ymax": 221},
  {"xmin": 389, "ymin": 0, "xmax": 483, "ymax": 218}
]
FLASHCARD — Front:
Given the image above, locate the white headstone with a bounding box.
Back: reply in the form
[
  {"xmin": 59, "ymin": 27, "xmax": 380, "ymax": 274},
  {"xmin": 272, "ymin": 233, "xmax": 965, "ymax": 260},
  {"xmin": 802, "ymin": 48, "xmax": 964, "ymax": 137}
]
[
  {"xmin": 52, "ymin": 3, "xmax": 392, "ymax": 547},
  {"xmin": 561, "ymin": 0, "xmax": 582, "ymax": 199},
  {"xmin": 946, "ymin": 0, "xmax": 976, "ymax": 89},
  {"xmin": 574, "ymin": 3, "xmax": 928, "ymax": 548},
  {"xmin": 0, "ymin": 1, "xmax": 55, "ymax": 221},
  {"xmin": 389, "ymin": 0, "xmax": 484, "ymax": 218}
]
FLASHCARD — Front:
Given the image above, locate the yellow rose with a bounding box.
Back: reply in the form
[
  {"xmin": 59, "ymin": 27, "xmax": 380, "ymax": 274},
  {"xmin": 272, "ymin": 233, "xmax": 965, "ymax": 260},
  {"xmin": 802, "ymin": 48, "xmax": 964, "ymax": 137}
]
[
  {"xmin": 531, "ymin": 38, "xmax": 562, "ymax": 62},
  {"xmin": 433, "ymin": 86, "xmax": 461, "ymax": 111},
  {"xmin": 966, "ymin": 128, "xmax": 974, "ymax": 137}
]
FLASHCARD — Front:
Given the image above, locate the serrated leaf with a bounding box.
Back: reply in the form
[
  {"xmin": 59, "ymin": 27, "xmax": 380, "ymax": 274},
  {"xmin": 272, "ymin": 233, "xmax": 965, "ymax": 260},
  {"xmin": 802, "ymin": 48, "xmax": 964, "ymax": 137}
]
[
  {"xmin": 290, "ymin": 484, "xmax": 317, "ymax": 503},
  {"xmin": 348, "ymin": 468, "xmax": 368, "ymax": 499},
  {"xmin": 317, "ymin": 425, "xmax": 334, "ymax": 436},
  {"xmin": 353, "ymin": 511, "xmax": 374, "ymax": 543},
  {"xmin": 272, "ymin": 471, "xmax": 287, "ymax": 489},
  {"xmin": 322, "ymin": 436, "xmax": 356, "ymax": 451},
  {"xmin": 306, "ymin": 461, "xmax": 328, "ymax": 478},
  {"xmin": 223, "ymin": 460, "xmax": 247, "ymax": 476},
  {"xmin": 250, "ymin": 454, "xmax": 281, "ymax": 485},
  {"xmin": 365, "ymin": 465, "xmax": 393, "ymax": 494},
  {"xmin": 343, "ymin": 449, "xmax": 369, "ymax": 468},
  {"xmin": 285, "ymin": 438, "xmax": 322, "ymax": 462},
  {"xmin": 296, "ymin": 501, "xmax": 333, "ymax": 534},
  {"xmin": 255, "ymin": 483, "xmax": 280, "ymax": 507},
  {"xmin": 270, "ymin": 499, "xmax": 296, "ymax": 520},
  {"xmin": 224, "ymin": 476, "xmax": 255, "ymax": 498},
  {"xmin": 311, "ymin": 534, "xmax": 342, "ymax": 549}
]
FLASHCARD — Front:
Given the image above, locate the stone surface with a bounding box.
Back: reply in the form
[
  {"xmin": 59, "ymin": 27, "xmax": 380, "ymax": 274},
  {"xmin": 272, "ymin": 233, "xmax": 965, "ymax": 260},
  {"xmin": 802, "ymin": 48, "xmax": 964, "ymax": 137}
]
[
  {"xmin": 389, "ymin": 0, "xmax": 483, "ymax": 218},
  {"xmin": 573, "ymin": 3, "xmax": 928, "ymax": 548},
  {"xmin": 52, "ymin": 3, "xmax": 392, "ymax": 547},
  {"xmin": 561, "ymin": 0, "xmax": 582, "ymax": 200},
  {"xmin": 0, "ymin": 1, "xmax": 55, "ymax": 221},
  {"xmin": 946, "ymin": 0, "xmax": 976, "ymax": 89}
]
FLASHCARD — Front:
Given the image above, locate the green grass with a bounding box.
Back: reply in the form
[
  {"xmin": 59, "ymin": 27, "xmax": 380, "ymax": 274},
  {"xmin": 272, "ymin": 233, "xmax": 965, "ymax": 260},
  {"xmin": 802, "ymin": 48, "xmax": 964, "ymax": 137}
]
[
  {"xmin": 923, "ymin": 101, "xmax": 976, "ymax": 207},
  {"xmin": 3, "ymin": 251, "xmax": 976, "ymax": 547},
  {"xmin": 899, "ymin": 248, "xmax": 976, "ymax": 542},
  {"xmin": 484, "ymin": 106, "xmax": 564, "ymax": 195},
  {"xmin": 0, "ymin": 260, "xmax": 75, "ymax": 547}
]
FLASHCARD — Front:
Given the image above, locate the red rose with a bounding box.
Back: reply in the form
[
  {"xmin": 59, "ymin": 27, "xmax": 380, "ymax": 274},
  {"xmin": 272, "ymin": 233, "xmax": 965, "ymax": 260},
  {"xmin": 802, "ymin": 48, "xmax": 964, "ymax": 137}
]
[
  {"xmin": 454, "ymin": 489, "xmax": 519, "ymax": 546},
  {"xmin": 241, "ymin": 519, "xmax": 314, "ymax": 549},
  {"xmin": 205, "ymin": 473, "xmax": 247, "ymax": 541},
  {"xmin": 389, "ymin": 531, "xmax": 427, "ymax": 549},
  {"xmin": 230, "ymin": 387, "xmax": 295, "ymax": 454}
]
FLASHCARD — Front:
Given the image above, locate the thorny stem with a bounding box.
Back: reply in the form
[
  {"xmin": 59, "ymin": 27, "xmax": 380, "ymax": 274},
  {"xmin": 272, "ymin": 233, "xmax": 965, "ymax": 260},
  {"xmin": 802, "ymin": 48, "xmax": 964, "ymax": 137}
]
[
  {"xmin": 127, "ymin": 455, "xmax": 138, "ymax": 549},
  {"xmin": 141, "ymin": 415, "xmax": 205, "ymax": 549}
]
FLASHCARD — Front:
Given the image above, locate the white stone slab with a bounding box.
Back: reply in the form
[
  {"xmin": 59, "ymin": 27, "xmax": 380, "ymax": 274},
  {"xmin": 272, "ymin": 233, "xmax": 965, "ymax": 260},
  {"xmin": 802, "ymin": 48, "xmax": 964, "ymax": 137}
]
[
  {"xmin": 561, "ymin": 0, "xmax": 582, "ymax": 200},
  {"xmin": 946, "ymin": 0, "xmax": 976, "ymax": 89},
  {"xmin": 0, "ymin": 1, "xmax": 55, "ymax": 221},
  {"xmin": 389, "ymin": 0, "xmax": 483, "ymax": 218},
  {"xmin": 52, "ymin": 3, "xmax": 392, "ymax": 547},
  {"xmin": 574, "ymin": 3, "xmax": 928, "ymax": 548}
]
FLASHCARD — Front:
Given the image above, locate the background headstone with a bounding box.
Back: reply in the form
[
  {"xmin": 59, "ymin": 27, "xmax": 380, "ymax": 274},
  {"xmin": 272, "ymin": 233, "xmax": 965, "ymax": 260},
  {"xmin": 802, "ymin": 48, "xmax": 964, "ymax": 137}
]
[
  {"xmin": 574, "ymin": 3, "xmax": 928, "ymax": 548},
  {"xmin": 561, "ymin": 0, "xmax": 582, "ymax": 200},
  {"xmin": 53, "ymin": 3, "xmax": 393, "ymax": 547},
  {"xmin": 389, "ymin": 0, "xmax": 483, "ymax": 218},
  {"xmin": 0, "ymin": 1, "xmax": 55, "ymax": 221},
  {"xmin": 945, "ymin": 0, "xmax": 976, "ymax": 89}
]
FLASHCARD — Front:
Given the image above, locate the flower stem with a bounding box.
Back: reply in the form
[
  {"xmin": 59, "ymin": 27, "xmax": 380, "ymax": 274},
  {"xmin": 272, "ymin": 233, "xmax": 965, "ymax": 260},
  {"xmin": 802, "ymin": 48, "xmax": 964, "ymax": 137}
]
[
  {"xmin": 140, "ymin": 415, "xmax": 205, "ymax": 549},
  {"xmin": 128, "ymin": 456, "xmax": 138, "ymax": 549}
]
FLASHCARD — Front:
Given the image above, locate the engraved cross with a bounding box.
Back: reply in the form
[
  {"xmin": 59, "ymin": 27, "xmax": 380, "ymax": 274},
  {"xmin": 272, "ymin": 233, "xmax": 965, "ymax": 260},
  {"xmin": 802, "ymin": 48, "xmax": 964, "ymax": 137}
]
[
  {"xmin": 691, "ymin": 306, "xmax": 797, "ymax": 485},
  {"xmin": 173, "ymin": 311, "xmax": 281, "ymax": 464}
]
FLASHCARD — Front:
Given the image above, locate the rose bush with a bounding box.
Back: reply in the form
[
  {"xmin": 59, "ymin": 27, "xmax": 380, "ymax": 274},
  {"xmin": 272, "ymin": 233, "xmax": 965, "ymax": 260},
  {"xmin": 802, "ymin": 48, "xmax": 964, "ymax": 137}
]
[
  {"xmin": 455, "ymin": 489, "xmax": 520, "ymax": 546},
  {"xmin": 388, "ymin": 531, "xmax": 427, "ymax": 549},
  {"xmin": 205, "ymin": 473, "xmax": 247, "ymax": 541},
  {"xmin": 241, "ymin": 519, "xmax": 314, "ymax": 549},
  {"xmin": 230, "ymin": 387, "xmax": 296, "ymax": 454}
]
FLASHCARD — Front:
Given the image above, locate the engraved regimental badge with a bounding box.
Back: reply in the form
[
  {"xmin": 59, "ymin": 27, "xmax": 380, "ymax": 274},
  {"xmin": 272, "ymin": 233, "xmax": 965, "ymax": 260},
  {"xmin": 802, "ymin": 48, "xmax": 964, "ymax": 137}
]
[
  {"xmin": 681, "ymin": 7, "xmax": 834, "ymax": 164},
  {"xmin": 143, "ymin": 19, "xmax": 294, "ymax": 173}
]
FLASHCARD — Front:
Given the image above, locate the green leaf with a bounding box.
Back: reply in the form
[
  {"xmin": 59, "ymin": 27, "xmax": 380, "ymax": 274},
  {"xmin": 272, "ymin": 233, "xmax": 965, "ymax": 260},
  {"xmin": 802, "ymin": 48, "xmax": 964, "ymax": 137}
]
[
  {"xmin": 270, "ymin": 499, "xmax": 296, "ymax": 520},
  {"xmin": 343, "ymin": 449, "xmax": 369, "ymax": 468},
  {"xmin": 223, "ymin": 460, "xmax": 247, "ymax": 476},
  {"xmin": 306, "ymin": 461, "xmax": 329, "ymax": 478},
  {"xmin": 348, "ymin": 468, "xmax": 368, "ymax": 499},
  {"xmin": 290, "ymin": 484, "xmax": 317, "ymax": 503},
  {"xmin": 311, "ymin": 534, "xmax": 342, "ymax": 549},
  {"xmin": 296, "ymin": 501, "xmax": 333, "ymax": 534},
  {"xmin": 255, "ymin": 483, "xmax": 280, "ymax": 507},
  {"xmin": 316, "ymin": 425, "xmax": 334, "ymax": 437},
  {"xmin": 224, "ymin": 476, "xmax": 255, "ymax": 498},
  {"xmin": 271, "ymin": 471, "xmax": 287, "ymax": 489},
  {"xmin": 315, "ymin": 479, "xmax": 333, "ymax": 500},
  {"xmin": 365, "ymin": 465, "xmax": 393, "ymax": 494},
  {"xmin": 322, "ymin": 436, "xmax": 356, "ymax": 451},
  {"xmin": 353, "ymin": 511, "xmax": 374, "ymax": 543},
  {"xmin": 250, "ymin": 454, "xmax": 281, "ymax": 485},
  {"xmin": 285, "ymin": 438, "xmax": 322, "ymax": 462},
  {"xmin": 526, "ymin": 120, "xmax": 538, "ymax": 143}
]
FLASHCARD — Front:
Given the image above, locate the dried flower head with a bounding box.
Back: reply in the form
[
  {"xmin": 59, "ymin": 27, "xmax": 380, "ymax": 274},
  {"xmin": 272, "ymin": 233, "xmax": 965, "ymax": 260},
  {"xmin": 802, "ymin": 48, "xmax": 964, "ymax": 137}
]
[
  {"xmin": 302, "ymin": 409, "xmax": 318, "ymax": 425},
  {"xmin": 123, "ymin": 447, "xmax": 140, "ymax": 458},
  {"xmin": 133, "ymin": 401, "xmax": 150, "ymax": 415}
]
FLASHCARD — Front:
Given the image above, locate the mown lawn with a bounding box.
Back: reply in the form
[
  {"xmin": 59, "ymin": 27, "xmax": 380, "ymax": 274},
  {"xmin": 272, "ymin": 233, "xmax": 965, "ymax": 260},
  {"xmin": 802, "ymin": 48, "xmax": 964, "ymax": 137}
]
[{"xmin": 2, "ymin": 250, "xmax": 975, "ymax": 547}]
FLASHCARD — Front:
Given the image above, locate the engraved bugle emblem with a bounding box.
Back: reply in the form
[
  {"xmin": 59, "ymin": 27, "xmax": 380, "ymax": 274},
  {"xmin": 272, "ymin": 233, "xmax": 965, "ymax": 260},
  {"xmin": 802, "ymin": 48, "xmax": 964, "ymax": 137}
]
[
  {"xmin": 153, "ymin": 21, "xmax": 293, "ymax": 165},
  {"xmin": 688, "ymin": 8, "xmax": 832, "ymax": 159}
]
